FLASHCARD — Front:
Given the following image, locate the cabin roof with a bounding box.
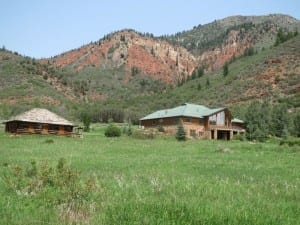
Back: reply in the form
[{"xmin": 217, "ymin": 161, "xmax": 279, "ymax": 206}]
[
  {"xmin": 140, "ymin": 103, "xmax": 225, "ymax": 120},
  {"xmin": 4, "ymin": 108, "xmax": 74, "ymax": 126}
]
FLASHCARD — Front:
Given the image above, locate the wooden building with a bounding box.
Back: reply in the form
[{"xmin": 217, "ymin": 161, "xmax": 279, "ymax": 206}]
[
  {"xmin": 3, "ymin": 108, "xmax": 75, "ymax": 136},
  {"xmin": 140, "ymin": 103, "xmax": 245, "ymax": 140}
]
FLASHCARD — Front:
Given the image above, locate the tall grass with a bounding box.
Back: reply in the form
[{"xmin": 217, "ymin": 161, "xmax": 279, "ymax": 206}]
[{"xmin": 0, "ymin": 127, "xmax": 299, "ymax": 224}]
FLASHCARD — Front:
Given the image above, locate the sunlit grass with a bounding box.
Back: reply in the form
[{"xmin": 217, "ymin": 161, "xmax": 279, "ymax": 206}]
[{"xmin": 0, "ymin": 127, "xmax": 299, "ymax": 224}]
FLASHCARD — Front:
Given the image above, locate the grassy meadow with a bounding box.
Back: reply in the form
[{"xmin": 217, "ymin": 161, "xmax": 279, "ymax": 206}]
[{"xmin": 0, "ymin": 124, "xmax": 299, "ymax": 225}]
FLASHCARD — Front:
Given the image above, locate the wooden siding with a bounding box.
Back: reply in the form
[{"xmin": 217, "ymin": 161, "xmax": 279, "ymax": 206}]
[
  {"xmin": 4, "ymin": 121, "xmax": 77, "ymax": 137},
  {"xmin": 140, "ymin": 109, "xmax": 242, "ymax": 140}
]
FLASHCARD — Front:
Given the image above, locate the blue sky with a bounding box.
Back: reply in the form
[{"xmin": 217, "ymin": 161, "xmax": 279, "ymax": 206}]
[{"xmin": 1, "ymin": 0, "xmax": 300, "ymax": 58}]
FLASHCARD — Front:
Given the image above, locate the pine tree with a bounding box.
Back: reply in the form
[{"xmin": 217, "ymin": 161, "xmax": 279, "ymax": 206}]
[
  {"xmin": 197, "ymin": 67, "xmax": 204, "ymax": 77},
  {"xmin": 223, "ymin": 62, "xmax": 229, "ymax": 77},
  {"xmin": 272, "ymin": 104, "xmax": 288, "ymax": 138},
  {"xmin": 245, "ymin": 101, "xmax": 262, "ymax": 141},
  {"xmin": 197, "ymin": 83, "xmax": 202, "ymax": 90},
  {"xmin": 293, "ymin": 112, "xmax": 300, "ymax": 137},
  {"xmin": 81, "ymin": 111, "xmax": 91, "ymax": 132},
  {"xmin": 206, "ymin": 78, "xmax": 210, "ymax": 87},
  {"xmin": 260, "ymin": 100, "xmax": 272, "ymax": 140},
  {"xmin": 176, "ymin": 120, "xmax": 186, "ymax": 141}
]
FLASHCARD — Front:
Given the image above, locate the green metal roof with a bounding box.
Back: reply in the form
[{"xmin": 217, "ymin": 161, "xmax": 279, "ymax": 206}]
[{"xmin": 140, "ymin": 103, "xmax": 225, "ymax": 120}]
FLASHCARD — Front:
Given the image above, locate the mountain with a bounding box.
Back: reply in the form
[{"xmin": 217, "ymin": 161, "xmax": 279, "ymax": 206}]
[
  {"xmin": 0, "ymin": 14, "xmax": 299, "ymax": 121},
  {"xmin": 47, "ymin": 30, "xmax": 197, "ymax": 85},
  {"xmin": 163, "ymin": 14, "xmax": 300, "ymax": 71}
]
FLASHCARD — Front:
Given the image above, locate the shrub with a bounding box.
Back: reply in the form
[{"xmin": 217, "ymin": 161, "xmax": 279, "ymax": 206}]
[
  {"xmin": 123, "ymin": 122, "xmax": 133, "ymax": 136},
  {"xmin": 132, "ymin": 129, "xmax": 156, "ymax": 139},
  {"xmin": 1, "ymin": 159, "xmax": 97, "ymax": 223},
  {"xmin": 223, "ymin": 61, "xmax": 229, "ymax": 77},
  {"xmin": 279, "ymin": 137, "xmax": 300, "ymax": 147},
  {"xmin": 44, "ymin": 138, "xmax": 54, "ymax": 144},
  {"xmin": 233, "ymin": 134, "xmax": 246, "ymax": 141},
  {"xmin": 104, "ymin": 124, "xmax": 121, "ymax": 137},
  {"xmin": 176, "ymin": 121, "xmax": 186, "ymax": 141},
  {"xmin": 157, "ymin": 125, "xmax": 165, "ymax": 132}
]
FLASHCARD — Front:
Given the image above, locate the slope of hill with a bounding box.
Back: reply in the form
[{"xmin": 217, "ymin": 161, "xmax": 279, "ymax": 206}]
[
  {"xmin": 47, "ymin": 30, "xmax": 197, "ymax": 86},
  {"xmin": 104, "ymin": 34, "xmax": 300, "ymax": 119},
  {"xmin": 163, "ymin": 14, "xmax": 300, "ymax": 71},
  {"xmin": 0, "ymin": 14, "xmax": 299, "ymax": 121},
  {"xmin": 0, "ymin": 49, "xmax": 78, "ymax": 119}
]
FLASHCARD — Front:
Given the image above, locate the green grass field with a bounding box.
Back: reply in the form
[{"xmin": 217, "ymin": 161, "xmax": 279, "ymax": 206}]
[{"xmin": 0, "ymin": 125, "xmax": 299, "ymax": 225}]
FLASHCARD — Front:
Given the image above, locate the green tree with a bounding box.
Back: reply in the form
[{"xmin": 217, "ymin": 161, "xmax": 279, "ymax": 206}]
[
  {"xmin": 151, "ymin": 47, "xmax": 155, "ymax": 56},
  {"xmin": 206, "ymin": 77, "xmax": 210, "ymax": 87},
  {"xmin": 293, "ymin": 112, "xmax": 300, "ymax": 137},
  {"xmin": 176, "ymin": 120, "xmax": 186, "ymax": 141},
  {"xmin": 105, "ymin": 124, "xmax": 121, "ymax": 137},
  {"xmin": 245, "ymin": 101, "xmax": 264, "ymax": 141},
  {"xmin": 191, "ymin": 70, "xmax": 197, "ymax": 80},
  {"xmin": 197, "ymin": 83, "xmax": 202, "ymax": 90},
  {"xmin": 223, "ymin": 62, "xmax": 229, "ymax": 77},
  {"xmin": 123, "ymin": 121, "xmax": 133, "ymax": 136},
  {"xmin": 197, "ymin": 67, "xmax": 204, "ymax": 77},
  {"xmin": 80, "ymin": 111, "xmax": 91, "ymax": 132},
  {"xmin": 260, "ymin": 100, "xmax": 272, "ymax": 139},
  {"xmin": 271, "ymin": 104, "xmax": 289, "ymax": 138}
]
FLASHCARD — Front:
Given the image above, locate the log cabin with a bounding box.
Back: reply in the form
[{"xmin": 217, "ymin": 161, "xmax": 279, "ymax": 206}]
[
  {"xmin": 140, "ymin": 103, "xmax": 245, "ymax": 140},
  {"xmin": 3, "ymin": 108, "xmax": 75, "ymax": 136}
]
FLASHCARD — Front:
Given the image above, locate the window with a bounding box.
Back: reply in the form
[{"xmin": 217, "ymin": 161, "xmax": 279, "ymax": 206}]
[
  {"xmin": 216, "ymin": 111, "xmax": 225, "ymax": 125},
  {"xmin": 199, "ymin": 119, "xmax": 204, "ymax": 125},
  {"xmin": 190, "ymin": 129, "xmax": 196, "ymax": 137},
  {"xmin": 33, "ymin": 123, "xmax": 42, "ymax": 129},
  {"xmin": 18, "ymin": 123, "xmax": 29, "ymax": 129},
  {"xmin": 209, "ymin": 115, "xmax": 216, "ymax": 125},
  {"xmin": 152, "ymin": 120, "xmax": 157, "ymax": 125},
  {"xmin": 49, "ymin": 124, "xmax": 59, "ymax": 131}
]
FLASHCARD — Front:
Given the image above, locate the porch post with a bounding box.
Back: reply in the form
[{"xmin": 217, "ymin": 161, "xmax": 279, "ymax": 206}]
[{"xmin": 214, "ymin": 129, "xmax": 218, "ymax": 140}]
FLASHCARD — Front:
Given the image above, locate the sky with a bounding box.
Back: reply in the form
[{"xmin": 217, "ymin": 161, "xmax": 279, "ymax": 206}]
[{"xmin": 1, "ymin": 0, "xmax": 300, "ymax": 59}]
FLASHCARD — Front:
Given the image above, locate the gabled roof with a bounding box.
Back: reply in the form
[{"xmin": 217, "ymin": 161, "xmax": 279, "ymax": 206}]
[
  {"xmin": 4, "ymin": 108, "xmax": 73, "ymax": 126},
  {"xmin": 140, "ymin": 103, "xmax": 225, "ymax": 120}
]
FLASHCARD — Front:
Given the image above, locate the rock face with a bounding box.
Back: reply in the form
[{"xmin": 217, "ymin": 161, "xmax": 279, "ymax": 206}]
[
  {"xmin": 46, "ymin": 15, "xmax": 300, "ymax": 87},
  {"xmin": 50, "ymin": 30, "xmax": 197, "ymax": 85}
]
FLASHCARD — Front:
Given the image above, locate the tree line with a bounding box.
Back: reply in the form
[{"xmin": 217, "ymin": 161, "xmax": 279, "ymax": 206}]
[
  {"xmin": 244, "ymin": 101, "xmax": 300, "ymax": 141},
  {"xmin": 78, "ymin": 105, "xmax": 141, "ymax": 131}
]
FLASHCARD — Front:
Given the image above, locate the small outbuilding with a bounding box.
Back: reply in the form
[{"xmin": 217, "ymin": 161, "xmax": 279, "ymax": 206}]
[{"xmin": 3, "ymin": 108, "xmax": 75, "ymax": 136}]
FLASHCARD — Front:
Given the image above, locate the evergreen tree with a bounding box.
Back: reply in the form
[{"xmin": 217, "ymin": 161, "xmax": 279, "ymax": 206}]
[
  {"xmin": 260, "ymin": 100, "xmax": 272, "ymax": 139},
  {"xmin": 197, "ymin": 83, "xmax": 202, "ymax": 90},
  {"xmin": 151, "ymin": 47, "xmax": 155, "ymax": 56},
  {"xmin": 80, "ymin": 111, "xmax": 91, "ymax": 132},
  {"xmin": 293, "ymin": 112, "xmax": 300, "ymax": 137},
  {"xmin": 272, "ymin": 104, "xmax": 289, "ymax": 138},
  {"xmin": 245, "ymin": 101, "xmax": 263, "ymax": 141},
  {"xmin": 191, "ymin": 70, "xmax": 197, "ymax": 80},
  {"xmin": 206, "ymin": 77, "xmax": 210, "ymax": 87},
  {"xmin": 197, "ymin": 67, "xmax": 204, "ymax": 77},
  {"xmin": 223, "ymin": 62, "xmax": 229, "ymax": 77},
  {"xmin": 176, "ymin": 120, "xmax": 186, "ymax": 141}
]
